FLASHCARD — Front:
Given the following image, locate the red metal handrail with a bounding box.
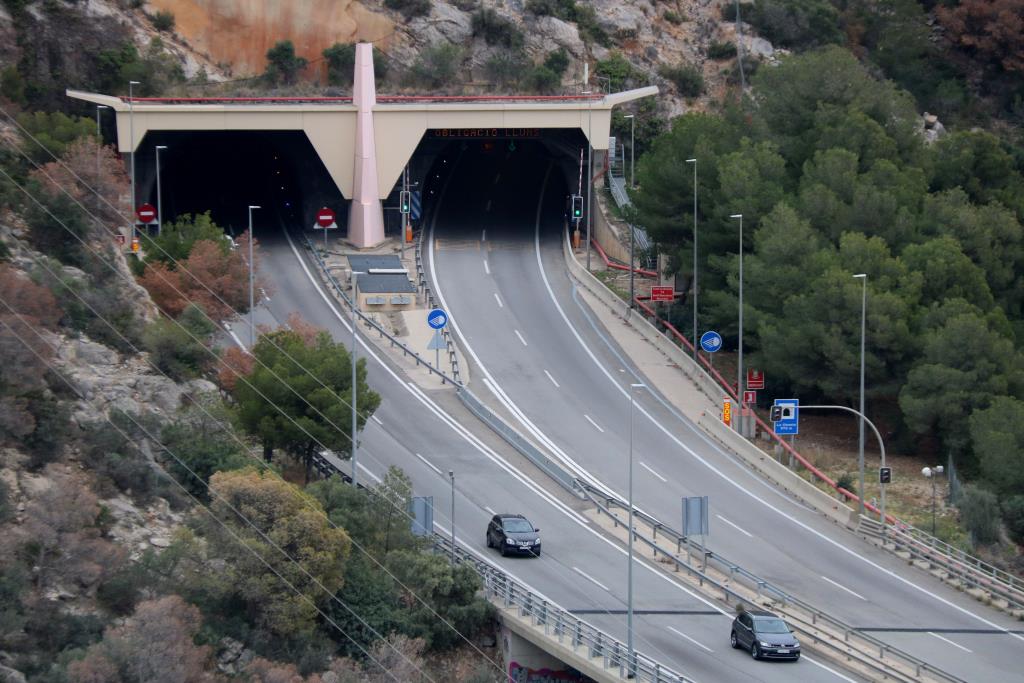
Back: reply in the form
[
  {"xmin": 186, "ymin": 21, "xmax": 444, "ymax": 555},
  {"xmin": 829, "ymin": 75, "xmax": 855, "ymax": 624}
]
[
  {"xmin": 589, "ymin": 238, "xmax": 658, "ymax": 278},
  {"xmin": 124, "ymin": 94, "xmax": 605, "ymax": 104}
]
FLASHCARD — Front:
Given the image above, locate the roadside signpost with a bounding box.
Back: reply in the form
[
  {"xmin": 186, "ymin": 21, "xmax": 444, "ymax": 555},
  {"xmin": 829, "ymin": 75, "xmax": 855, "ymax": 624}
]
[
  {"xmin": 747, "ymin": 369, "xmax": 765, "ymax": 390},
  {"xmin": 743, "ymin": 390, "xmax": 756, "ymax": 405},
  {"xmin": 136, "ymin": 203, "xmax": 156, "ymax": 224},
  {"xmin": 700, "ymin": 330, "xmax": 722, "ymax": 372},
  {"xmin": 314, "ymin": 207, "xmax": 337, "ymax": 249},
  {"xmin": 722, "ymin": 397, "xmax": 732, "ymax": 427},
  {"xmin": 650, "ymin": 286, "xmax": 674, "ymax": 302},
  {"xmin": 772, "ymin": 399, "xmax": 799, "ymax": 435},
  {"xmin": 427, "ymin": 309, "xmax": 448, "ymax": 371},
  {"xmin": 682, "ymin": 495, "xmax": 710, "ymax": 569}
]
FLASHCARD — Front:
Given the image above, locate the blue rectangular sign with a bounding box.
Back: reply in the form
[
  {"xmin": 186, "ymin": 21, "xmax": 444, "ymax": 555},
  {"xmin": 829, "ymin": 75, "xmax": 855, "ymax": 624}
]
[{"xmin": 773, "ymin": 399, "xmax": 799, "ymax": 435}]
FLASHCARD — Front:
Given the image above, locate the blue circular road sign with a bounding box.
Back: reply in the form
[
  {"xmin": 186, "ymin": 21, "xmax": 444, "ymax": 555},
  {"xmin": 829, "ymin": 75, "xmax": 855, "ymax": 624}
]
[
  {"xmin": 427, "ymin": 308, "xmax": 448, "ymax": 330},
  {"xmin": 700, "ymin": 331, "xmax": 723, "ymax": 353}
]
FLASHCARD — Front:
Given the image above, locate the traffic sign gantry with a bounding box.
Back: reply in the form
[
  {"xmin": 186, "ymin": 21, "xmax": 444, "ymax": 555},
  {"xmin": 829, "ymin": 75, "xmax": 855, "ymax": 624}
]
[
  {"xmin": 315, "ymin": 207, "xmax": 336, "ymax": 228},
  {"xmin": 700, "ymin": 331, "xmax": 722, "ymax": 353},
  {"xmin": 136, "ymin": 203, "xmax": 156, "ymax": 224},
  {"xmin": 427, "ymin": 308, "xmax": 448, "ymax": 330}
]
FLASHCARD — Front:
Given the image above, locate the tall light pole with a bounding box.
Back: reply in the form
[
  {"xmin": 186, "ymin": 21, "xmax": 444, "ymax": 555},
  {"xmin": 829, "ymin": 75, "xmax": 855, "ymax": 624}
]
[
  {"xmin": 854, "ymin": 273, "xmax": 867, "ymax": 517},
  {"xmin": 155, "ymin": 145, "xmax": 167, "ymax": 237},
  {"xmin": 624, "ymin": 114, "xmax": 635, "ymax": 189},
  {"xmin": 686, "ymin": 158, "xmax": 697, "ymax": 361},
  {"xmin": 627, "ymin": 382, "xmax": 644, "ymax": 678},
  {"xmin": 95, "ymin": 105, "xmax": 109, "ymax": 214},
  {"xmin": 449, "ymin": 470, "xmax": 456, "ymax": 567},
  {"xmin": 922, "ymin": 466, "xmax": 944, "ymax": 536},
  {"xmin": 128, "ymin": 81, "xmax": 140, "ymax": 245},
  {"xmin": 247, "ymin": 205, "xmax": 260, "ymax": 348},
  {"xmin": 351, "ymin": 270, "xmax": 365, "ymax": 488},
  {"xmin": 730, "ymin": 214, "xmax": 744, "ymax": 433},
  {"xmin": 584, "ymin": 90, "xmax": 593, "ymax": 270},
  {"xmin": 626, "ymin": 113, "xmax": 637, "ymax": 314},
  {"xmin": 735, "ymin": 0, "xmax": 746, "ymax": 91}
]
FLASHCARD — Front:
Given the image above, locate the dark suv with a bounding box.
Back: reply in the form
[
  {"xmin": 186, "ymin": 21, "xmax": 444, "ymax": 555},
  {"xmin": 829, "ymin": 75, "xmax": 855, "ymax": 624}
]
[
  {"xmin": 486, "ymin": 514, "xmax": 541, "ymax": 557},
  {"xmin": 730, "ymin": 609, "xmax": 800, "ymax": 661}
]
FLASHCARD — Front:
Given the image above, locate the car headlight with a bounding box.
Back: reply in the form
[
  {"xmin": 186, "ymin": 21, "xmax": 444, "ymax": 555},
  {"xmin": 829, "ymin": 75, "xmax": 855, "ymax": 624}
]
[
  {"xmin": 533, "ymin": 538, "xmax": 541, "ymax": 545},
  {"xmin": 760, "ymin": 641, "xmax": 771, "ymax": 648},
  {"xmin": 793, "ymin": 639, "xmax": 800, "ymax": 647},
  {"xmin": 505, "ymin": 538, "xmax": 515, "ymax": 544}
]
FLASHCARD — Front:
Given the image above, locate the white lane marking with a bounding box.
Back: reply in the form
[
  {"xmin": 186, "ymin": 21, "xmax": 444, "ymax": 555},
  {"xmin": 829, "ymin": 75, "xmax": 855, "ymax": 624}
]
[
  {"xmin": 493, "ymin": 173, "xmax": 500, "ymax": 184},
  {"xmin": 667, "ymin": 626, "xmax": 713, "ymax": 653},
  {"xmin": 820, "ymin": 575, "xmax": 867, "ymax": 601},
  {"xmin": 284, "ymin": 229, "xmax": 587, "ymax": 528},
  {"xmin": 715, "ymin": 514, "xmax": 753, "ymax": 538},
  {"xmin": 484, "ymin": 259, "xmax": 490, "ymax": 275},
  {"xmin": 357, "ymin": 462, "xmax": 382, "ymax": 483},
  {"xmin": 372, "ymin": 414, "xmax": 383, "ymax": 425},
  {"xmin": 415, "ymin": 452, "xmax": 443, "ymax": 476},
  {"xmin": 804, "ymin": 656, "xmax": 858, "ymax": 682},
  {"xmin": 640, "ymin": 462, "xmax": 667, "ymax": 482},
  {"xmin": 928, "ymin": 632, "xmax": 972, "ymax": 653},
  {"xmin": 494, "ymin": 292, "xmax": 503, "ymax": 308},
  {"xmin": 572, "ymin": 566, "xmax": 609, "ymax": 592},
  {"xmin": 583, "ymin": 414, "xmax": 604, "ymax": 433},
  {"xmin": 544, "ymin": 369, "xmax": 560, "ymax": 388},
  {"xmin": 482, "ymin": 229, "xmax": 486, "ymax": 241},
  {"xmin": 485, "ymin": 200, "xmax": 492, "ymax": 212},
  {"xmin": 539, "ymin": 228, "xmax": 1024, "ymax": 644},
  {"xmin": 514, "ymin": 329, "xmax": 528, "ymax": 346},
  {"xmin": 484, "ymin": 506, "xmax": 496, "ymax": 515}
]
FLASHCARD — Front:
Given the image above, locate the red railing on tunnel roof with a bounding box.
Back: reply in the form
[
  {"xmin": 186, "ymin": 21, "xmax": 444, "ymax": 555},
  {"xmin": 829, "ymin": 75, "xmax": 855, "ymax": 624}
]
[{"xmin": 124, "ymin": 94, "xmax": 605, "ymax": 104}]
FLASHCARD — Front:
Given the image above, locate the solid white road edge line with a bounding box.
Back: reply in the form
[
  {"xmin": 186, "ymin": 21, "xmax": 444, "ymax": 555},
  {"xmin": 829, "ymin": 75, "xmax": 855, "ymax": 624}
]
[
  {"xmin": 494, "ymin": 292, "xmax": 503, "ymax": 308},
  {"xmin": 484, "ymin": 259, "xmax": 490, "ymax": 275},
  {"xmin": 667, "ymin": 626, "xmax": 713, "ymax": 653},
  {"xmin": 372, "ymin": 415, "xmax": 383, "ymax": 425},
  {"xmin": 820, "ymin": 576, "xmax": 867, "ymax": 601}
]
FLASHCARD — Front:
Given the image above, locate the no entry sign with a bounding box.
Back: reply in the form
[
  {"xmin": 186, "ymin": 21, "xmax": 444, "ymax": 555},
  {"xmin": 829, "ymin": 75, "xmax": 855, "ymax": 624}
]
[
  {"xmin": 316, "ymin": 207, "xmax": 336, "ymax": 228},
  {"xmin": 136, "ymin": 203, "xmax": 156, "ymax": 224}
]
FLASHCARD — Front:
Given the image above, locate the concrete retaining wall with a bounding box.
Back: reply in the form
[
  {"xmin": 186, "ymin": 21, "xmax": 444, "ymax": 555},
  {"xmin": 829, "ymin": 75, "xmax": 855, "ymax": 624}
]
[{"xmin": 697, "ymin": 413, "xmax": 859, "ymax": 530}]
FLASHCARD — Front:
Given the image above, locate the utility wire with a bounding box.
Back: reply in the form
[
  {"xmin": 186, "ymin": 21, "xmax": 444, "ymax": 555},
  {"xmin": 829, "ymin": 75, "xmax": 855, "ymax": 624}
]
[{"xmin": 0, "ymin": 308, "xmax": 412, "ymax": 683}]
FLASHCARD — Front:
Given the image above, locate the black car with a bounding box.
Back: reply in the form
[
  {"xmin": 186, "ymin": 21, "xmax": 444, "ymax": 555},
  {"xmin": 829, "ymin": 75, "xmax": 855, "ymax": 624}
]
[
  {"xmin": 730, "ymin": 609, "xmax": 800, "ymax": 661},
  {"xmin": 486, "ymin": 514, "xmax": 541, "ymax": 557}
]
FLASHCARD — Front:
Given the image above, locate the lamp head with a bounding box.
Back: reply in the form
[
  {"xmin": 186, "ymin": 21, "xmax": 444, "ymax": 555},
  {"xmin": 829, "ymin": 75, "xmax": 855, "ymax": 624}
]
[
  {"xmin": 922, "ymin": 467, "xmax": 932, "ymax": 477},
  {"xmin": 129, "ymin": 80, "xmax": 140, "ymax": 85},
  {"xmin": 685, "ymin": 158, "xmax": 696, "ymax": 163},
  {"xmin": 156, "ymin": 145, "xmax": 167, "ymax": 150},
  {"xmin": 853, "ymin": 273, "xmax": 866, "ymax": 279},
  {"xmin": 249, "ymin": 205, "xmax": 261, "ymax": 210},
  {"xmin": 935, "ymin": 465, "xmax": 944, "ymax": 474},
  {"xmin": 623, "ymin": 114, "xmax": 634, "ymax": 119},
  {"xmin": 730, "ymin": 213, "xmax": 743, "ymax": 219}
]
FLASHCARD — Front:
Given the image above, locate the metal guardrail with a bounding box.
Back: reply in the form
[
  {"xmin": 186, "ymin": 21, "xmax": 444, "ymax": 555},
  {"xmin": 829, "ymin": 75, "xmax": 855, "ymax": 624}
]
[
  {"xmin": 431, "ymin": 534, "xmax": 695, "ymax": 683},
  {"xmin": 414, "ymin": 227, "xmax": 462, "ymax": 384},
  {"xmin": 860, "ymin": 518, "xmax": 1024, "ymax": 612},
  {"xmin": 302, "ymin": 233, "xmax": 461, "ymax": 387},
  {"xmin": 578, "ymin": 482, "xmax": 967, "ymax": 683},
  {"xmin": 456, "ymin": 387, "xmax": 581, "ymax": 496}
]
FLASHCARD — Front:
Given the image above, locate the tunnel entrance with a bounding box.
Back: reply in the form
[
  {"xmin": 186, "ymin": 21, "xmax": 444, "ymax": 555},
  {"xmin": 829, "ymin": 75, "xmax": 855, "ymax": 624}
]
[{"xmin": 133, "ymin": 130, "xmax": 342, "ymax": 239}]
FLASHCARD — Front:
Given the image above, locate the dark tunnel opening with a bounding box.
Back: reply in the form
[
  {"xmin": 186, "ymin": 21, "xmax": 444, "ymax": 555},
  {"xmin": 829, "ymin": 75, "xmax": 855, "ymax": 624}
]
[{"xmin": 131, "ymin": 128, "xmax": 589, "ymax": 242}]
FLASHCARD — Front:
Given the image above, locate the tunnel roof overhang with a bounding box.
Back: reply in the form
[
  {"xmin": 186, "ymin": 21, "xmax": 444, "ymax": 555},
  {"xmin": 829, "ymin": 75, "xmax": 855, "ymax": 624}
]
[{"xmin": 67, "ymin": 86, "xmax": 658, "ymax": 200}]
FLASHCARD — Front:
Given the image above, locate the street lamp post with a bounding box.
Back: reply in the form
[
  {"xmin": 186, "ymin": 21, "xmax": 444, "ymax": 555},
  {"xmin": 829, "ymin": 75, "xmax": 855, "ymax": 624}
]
[
  {"xmin": 128, "ymin": 81, "xmax": 140, "ymax": 245},
  {"xmin": 922, "ymin": 466, "xmax": 944, "ymax": 536},
  {"xmin": 686, "ymin": 158, "xmax": 697, "ymax": 361},
  {"xmin": 584, "ymin": 90, "xmax": 593, "ymax": 270},
  {"xmin": 351, "ymin": 270, "xmax": 366, "ymax": 488},
  {"xmin": 627, "ymin": 382, "xmax": 644, "ymax": 678},
  {"xmin": 247, "ymin": 206, "xmax": 260, "ymax": 348},
  {"xmin": 854, "ymin": 273, "xmax": 867, "ymax": 517},
  {"xmin": 449, "ymin": 470, "xmax": 456, "ymax": 567},
  {"xmin": 624, "ymin": 114, "xmax": 635, "ymax": 189},
  {"xmin": 155, "ymin": 145, "xmax": 167, "ymax": 237},
  {"xmin": 95, "ymin": 105, "xmax": 109, "ymax": 214},
  {"xmin": 730, "ymin": 213, "xmax": 744, "ymax": 434}
]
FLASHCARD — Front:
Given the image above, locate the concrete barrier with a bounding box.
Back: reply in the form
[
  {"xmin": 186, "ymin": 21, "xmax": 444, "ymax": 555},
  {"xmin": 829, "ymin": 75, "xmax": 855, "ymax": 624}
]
[
  {"xmin": 697, "ymin": 413, "xmax": 859, "ymax": 529},
  {"xmin": 562, "ymin": 232, "xmax": 723, "ymax": 404}
]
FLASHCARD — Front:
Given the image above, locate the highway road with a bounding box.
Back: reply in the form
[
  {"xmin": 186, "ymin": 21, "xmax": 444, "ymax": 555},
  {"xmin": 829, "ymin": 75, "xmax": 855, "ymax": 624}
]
[
  {"xmin": 246, "ymin": 224, "xmax": 861, "ymax": 682},
  {"xmin": 427, "ymin": 142, "xmax": 1024, "ymax": 682}
]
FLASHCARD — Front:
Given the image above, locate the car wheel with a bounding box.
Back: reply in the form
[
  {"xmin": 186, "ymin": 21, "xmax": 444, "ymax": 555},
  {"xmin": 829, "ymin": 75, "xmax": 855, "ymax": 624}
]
[
  {"xmin": 499, "ymin": 543, "xmax": 507, "ymax": 557},
  {"xmin": 486, "ymin": 533, "xmax": 492, "ymax": 548},
  {"xmin": 730, "ymin": 631, "xmax": 738, "ymax": 649},
  {"xmin": 750, "ymin": 643, "xmax": 760, "ymax": 660}
]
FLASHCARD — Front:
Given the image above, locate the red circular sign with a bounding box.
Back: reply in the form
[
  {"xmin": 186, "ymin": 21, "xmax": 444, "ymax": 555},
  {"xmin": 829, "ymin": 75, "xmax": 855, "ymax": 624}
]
[
  {"xmin": 315, "ymin": 207, "xmax": 336, "ymax": 228},
  {"xmin": 136, "ymin": 203, "xmax": 157, "ymax": 224}
]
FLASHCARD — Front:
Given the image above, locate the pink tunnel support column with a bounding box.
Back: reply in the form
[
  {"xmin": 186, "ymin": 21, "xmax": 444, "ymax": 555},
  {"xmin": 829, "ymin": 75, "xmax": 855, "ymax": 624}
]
[{"xmin": 347, "ymin": 43, "xmax": 385, "ymax": 248}]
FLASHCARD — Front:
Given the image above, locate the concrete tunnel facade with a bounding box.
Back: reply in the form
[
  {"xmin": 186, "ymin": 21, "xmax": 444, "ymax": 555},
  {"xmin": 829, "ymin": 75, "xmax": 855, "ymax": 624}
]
[{"xmin": 68, "ymin": 43, "xmax": 657, "ymax": 247}]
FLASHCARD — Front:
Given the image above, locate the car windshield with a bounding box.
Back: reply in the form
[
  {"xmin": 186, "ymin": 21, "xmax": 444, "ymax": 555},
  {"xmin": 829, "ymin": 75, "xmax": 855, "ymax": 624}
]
[
  {"xmin": 755, "ymin": 618, "xmax": 790, "ymax": 634},
  {"xmin": 503, "ymin": 518, "xmax": 533, "ymax": 533}
]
